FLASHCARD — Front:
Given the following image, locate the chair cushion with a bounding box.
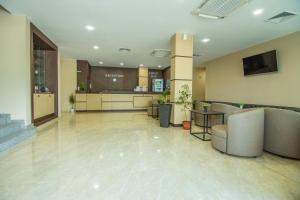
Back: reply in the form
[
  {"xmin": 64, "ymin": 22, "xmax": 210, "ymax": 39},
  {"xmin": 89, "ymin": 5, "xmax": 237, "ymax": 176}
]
[{"xmin": 212, "ymin": 124, "xmax": 227, "ymax": 139}]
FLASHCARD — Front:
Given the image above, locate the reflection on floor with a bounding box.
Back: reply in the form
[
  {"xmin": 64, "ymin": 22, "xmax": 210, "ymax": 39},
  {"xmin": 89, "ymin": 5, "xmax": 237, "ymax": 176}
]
[{"xmin": 0, "ymin": 112, "xmax": 299, "ymax": 200}]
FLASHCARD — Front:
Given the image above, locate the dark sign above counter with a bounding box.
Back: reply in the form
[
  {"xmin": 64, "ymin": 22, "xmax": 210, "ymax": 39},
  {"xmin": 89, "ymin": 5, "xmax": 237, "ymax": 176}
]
[{"xmin": 90, "ymin": 67, "xmax": 138, "ymax": 92}]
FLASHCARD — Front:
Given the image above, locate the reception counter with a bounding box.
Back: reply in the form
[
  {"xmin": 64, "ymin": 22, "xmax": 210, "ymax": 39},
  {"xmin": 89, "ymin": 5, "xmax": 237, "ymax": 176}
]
[{"xmin": 75, "ymin": 92, "xmax": 162, "ymax": 111}]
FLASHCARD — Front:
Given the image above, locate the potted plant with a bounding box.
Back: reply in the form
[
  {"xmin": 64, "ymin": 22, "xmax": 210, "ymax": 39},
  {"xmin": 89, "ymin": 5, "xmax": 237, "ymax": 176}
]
[
  {"xmin": 159, "ymin": 91, "xmax": 172, "ymax": 128},
  {"xmin": 176, "ymin": 84, "xmax": 193, "ymax": 130},
  {"xmin": 69, "ymin": 93, "xmax": 75, "ymax": 112},
  {"xmin": 79, "ymin": 81, "xmax": 86, "ymax": 92},
  {"xmin": 239, "ymin": 103, "xmax": 245, "ymax": 109},
  {"xmin": 202, "ymin": 102, "xmax": 211, "ymax": 112}
]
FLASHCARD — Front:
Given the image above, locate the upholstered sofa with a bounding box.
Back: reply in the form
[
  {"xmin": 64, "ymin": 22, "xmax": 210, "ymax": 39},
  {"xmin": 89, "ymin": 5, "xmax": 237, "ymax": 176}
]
[
  {"xmin": 211, "ymin": 108, "xmax": 265, "ymax": 157},
  {"xmin": 264, "ymin": 107, "xmax": 300, "ymax": 159}
]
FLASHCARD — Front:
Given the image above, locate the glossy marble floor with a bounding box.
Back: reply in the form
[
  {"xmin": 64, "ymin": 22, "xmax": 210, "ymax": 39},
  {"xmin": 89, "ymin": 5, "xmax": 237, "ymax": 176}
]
[{"xmin": 0, "ymin": 112, "xmax": 299, "ymax": 200}]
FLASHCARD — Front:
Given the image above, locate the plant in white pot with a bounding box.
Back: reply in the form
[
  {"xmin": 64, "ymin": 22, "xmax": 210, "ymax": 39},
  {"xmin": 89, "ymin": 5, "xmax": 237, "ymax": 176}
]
[
  {"xmin": 69, "ymin": 93, "xmax": 75, "ymax": 112},
  {"xmin": 176, "ymin": 84, "xmax": 193, "ymax": 130}
]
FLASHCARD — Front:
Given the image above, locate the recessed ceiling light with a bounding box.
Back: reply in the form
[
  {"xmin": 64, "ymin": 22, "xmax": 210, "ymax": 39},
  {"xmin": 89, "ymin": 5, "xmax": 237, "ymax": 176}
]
[
  {"xmin": 253, "ymin": 9, "xmax": 264, "ymax": 16},
  {"xmin": 93, "ymin": 45, "xmax": 99, "ymax": 50},
  {"xmin": 201, "ymin": 38, "xmax": 210, "ymax": 43},
  {"xmin": 120, "ymin": 62, "xmax": 124, "ymax": 66},
  {"xmin": 85, "ymin": 25, "xmax": 95, "ymax": 31},
  {"xmin": 99, "ymin": 61, "xmax": 103, "ymax": 65},
  {"xmin": 139, "ymin": 64, "xmax": 144, "ymax": 67},
  {"xmin": 158, "ymin": 65, "xmax": 162, "ymax": 68}
]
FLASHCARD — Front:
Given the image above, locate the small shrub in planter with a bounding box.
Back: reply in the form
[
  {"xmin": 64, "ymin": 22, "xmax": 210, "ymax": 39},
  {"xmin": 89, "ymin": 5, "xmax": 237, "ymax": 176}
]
[{"xmin": 176, "ymin": 84, "xmax": 193, "ymax": 130}]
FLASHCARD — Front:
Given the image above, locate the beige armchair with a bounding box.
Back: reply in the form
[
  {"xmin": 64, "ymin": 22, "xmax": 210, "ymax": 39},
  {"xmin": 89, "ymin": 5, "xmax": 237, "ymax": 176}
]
[{"xmin": 211, "ymin": 108, "xmax": 265, "ymax": 157}]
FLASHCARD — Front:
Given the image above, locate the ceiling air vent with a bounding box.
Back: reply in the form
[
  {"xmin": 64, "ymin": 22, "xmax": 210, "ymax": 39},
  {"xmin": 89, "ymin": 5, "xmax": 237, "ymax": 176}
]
[
  {"xmin": 192, "ymin": 0, "xmax": 251, "ymax": 19},
  {"xmin": 151, "ymin": 49, "xmax": 171, "ymax": 58},
  {"xmin": 265, "ymin": 12, "xmax": 297, "ymax": 24},
  {"xmin": 119, "ymin": 47, "xmax": 131, "ymax": 52}
]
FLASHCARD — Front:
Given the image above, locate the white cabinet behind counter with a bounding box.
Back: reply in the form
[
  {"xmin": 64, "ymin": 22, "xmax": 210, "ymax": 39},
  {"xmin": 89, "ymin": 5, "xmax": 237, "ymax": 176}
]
[{"xmin": 75, "ymin": 93, "xmax": 160, "ymax": 111}]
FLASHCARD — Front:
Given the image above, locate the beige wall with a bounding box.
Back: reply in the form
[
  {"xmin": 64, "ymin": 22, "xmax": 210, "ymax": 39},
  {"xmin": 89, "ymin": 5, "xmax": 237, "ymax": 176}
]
[
  {"xmin": 205, "ymin": 31, "xmax": 300, "ymax": 108},
  {"xmin": 192, "ymin": 68, "xmax": 206, "ymax": 101},
  {"xmin": 60, "ymin": 58, "xmax": 77, "ymax": 112},
  {"xmin": 0, "ymin": 9, "xmax": 31, "ymax": 125}
]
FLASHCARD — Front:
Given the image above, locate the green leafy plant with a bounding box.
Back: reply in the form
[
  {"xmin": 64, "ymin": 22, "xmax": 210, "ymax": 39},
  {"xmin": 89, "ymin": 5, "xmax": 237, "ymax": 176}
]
[
  {"xmin": 176, "ymin": 84, "xmax": 193, "ymax": 121},
  {"xmin": 69, "ymin": 93, "xmax": 75, "ymax": 109},
  {"xmin": 239, "ymin": 103, "xmax": 245, "ymax": 109},
  {"xmin": 202, "ymin": 102, "xmax": 211, "ymax": 112},
  {"xmin": 159, "ymin": 90, "xmax": 168, "ymax": 104},
  {"xmin": 79, "ymin": 81, "xmax": 86, "ymax": 91}
]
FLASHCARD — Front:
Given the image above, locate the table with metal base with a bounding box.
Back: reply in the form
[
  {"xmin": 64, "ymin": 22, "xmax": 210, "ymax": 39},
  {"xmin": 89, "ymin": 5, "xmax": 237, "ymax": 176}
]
[
  {"xmin": 190, "ymin": 110, "xmax": 225, "ymax": 141},
  {"xmin": 151, "ymin": 103, "xmax": 159, "ymax": 119}
]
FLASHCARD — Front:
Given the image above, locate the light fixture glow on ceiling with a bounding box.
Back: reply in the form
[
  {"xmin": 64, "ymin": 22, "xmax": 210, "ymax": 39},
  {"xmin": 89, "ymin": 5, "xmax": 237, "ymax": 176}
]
[
  {"xmin": 182, "ymin": 33, "xmax": 188, "ymax": 40},
  {"xmin": 120, "ymin": 62, "xmax": 124, "ymax": 66},
  {"xmin": 201, "ymin": 38, "xmax": 210, "ymax": 43},
  {"xmin": 93, "ymin": 45, "xmax": 99, "ymax": 50},
  {"xmin": 99, "ymin": 61, "xmax": 103, "ymax": 65},
  {"xmin": 253, "ymin": 9, "xmax": 264, "ymax": 16},
  {"xmin": 85, "ymin": 25, "xmax": 95, "ymax": 31},
  {"xmin": 198, "ymin": 13, "xmax": 223, "ymax": 19},
  {"xmin": 157, "ymin": 65, "xmax": 162, "ymax": 68}
]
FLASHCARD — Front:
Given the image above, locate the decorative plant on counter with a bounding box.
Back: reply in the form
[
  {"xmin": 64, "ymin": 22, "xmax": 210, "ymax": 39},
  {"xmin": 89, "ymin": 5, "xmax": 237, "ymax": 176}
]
[
  {"xmin": 159, "ymin": 90, "xmax": 168, "ymax": 104},
  {"xmin": 202, "ymin": 102, "xmax": 211, "ymax": 112},
  {"xmin": 79, "ymin": 81, "xmax": 86, "ymax": 92},
  {"xmin": 239, "ymin": 103, "xmax": 245, "ymax": 109},
  {"xmin": 176, "ymin": 84, "xmax": 193, "ymax": 130},
  {"xmin": 69, "ymin": 93, "xmax": 75, "ymax": 112}
]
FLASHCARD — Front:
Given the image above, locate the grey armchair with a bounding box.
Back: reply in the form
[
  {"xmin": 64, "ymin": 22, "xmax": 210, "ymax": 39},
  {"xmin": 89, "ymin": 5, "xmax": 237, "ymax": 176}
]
[
  {"xmin": 211, "ymin": 108, "xmax": 265, "ymax": 157},
  {"xmin": 210, "ymin": 103, "xmax": 240, "ymax": 126},
  {"xmin": 264, "ymin": 107, "xmax": 300, "ymax": 159}
]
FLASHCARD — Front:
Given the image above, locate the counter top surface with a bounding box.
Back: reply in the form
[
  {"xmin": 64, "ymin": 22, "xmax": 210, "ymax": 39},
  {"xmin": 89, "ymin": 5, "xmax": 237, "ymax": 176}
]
[{"xmin": 76, "ymin": 91, "xmax": 164, "ymax": 94}]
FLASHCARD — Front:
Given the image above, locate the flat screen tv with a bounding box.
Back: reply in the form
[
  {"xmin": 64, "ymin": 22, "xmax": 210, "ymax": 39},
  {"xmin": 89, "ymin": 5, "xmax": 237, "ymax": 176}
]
[{"xmin": 243, "ymin": 50, "xmax": 278, "ymax": 76}]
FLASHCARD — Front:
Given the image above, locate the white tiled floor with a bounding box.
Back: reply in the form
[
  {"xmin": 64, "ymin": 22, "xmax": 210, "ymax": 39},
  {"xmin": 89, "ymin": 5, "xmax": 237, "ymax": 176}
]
[{"xmin": 0, "ymin": 112, "xmax": 299, "ymax": 200}]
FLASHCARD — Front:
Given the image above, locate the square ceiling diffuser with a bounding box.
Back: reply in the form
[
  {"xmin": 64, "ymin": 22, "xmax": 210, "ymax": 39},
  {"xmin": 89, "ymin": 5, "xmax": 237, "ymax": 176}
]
[
  {"xmin": 265, "ymin": 12, "xmax": 298, "ymax": 24},
  {"xmin": 151, "ymin": 49, "xmax": 171, "ymax": 58},
  {"xmin": 192, "ymin": 0, "xmax": 252, "ymax": 19}
]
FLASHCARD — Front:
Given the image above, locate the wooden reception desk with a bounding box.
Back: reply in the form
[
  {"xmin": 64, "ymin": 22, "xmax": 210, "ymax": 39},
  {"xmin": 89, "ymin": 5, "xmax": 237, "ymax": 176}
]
[{"xmin": 75, "ymin": 92, "xmax": 161, "ymax": 111}]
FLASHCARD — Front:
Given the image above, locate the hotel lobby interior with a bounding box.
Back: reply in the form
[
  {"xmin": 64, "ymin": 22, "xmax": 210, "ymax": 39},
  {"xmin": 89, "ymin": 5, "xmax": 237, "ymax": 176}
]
[{"xmin": 0, "ymin": 0, "xmax": 300, "ymax": 199}]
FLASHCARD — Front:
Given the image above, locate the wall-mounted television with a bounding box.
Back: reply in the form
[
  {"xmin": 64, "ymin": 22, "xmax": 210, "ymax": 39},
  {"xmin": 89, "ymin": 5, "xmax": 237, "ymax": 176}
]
[{"xmin": 243, "ymin": 50, "xmax": 278, "ymax": 76}]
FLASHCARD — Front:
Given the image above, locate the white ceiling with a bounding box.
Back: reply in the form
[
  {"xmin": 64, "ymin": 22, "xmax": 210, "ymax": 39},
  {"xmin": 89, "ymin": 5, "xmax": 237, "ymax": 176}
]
[{"xmin": 1, "ymin": 0, "xmax": 300, "ymax": 68}]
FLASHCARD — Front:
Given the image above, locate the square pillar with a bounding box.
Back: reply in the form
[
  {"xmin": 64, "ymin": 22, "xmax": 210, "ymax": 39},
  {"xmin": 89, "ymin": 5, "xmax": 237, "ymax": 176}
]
[
  {"xmin": 170, "ymin": 33, "xmax": 193, "ymax": 125},
  {"xmin": 138, "ymin": 66, "xmax": 148, "ymax": 89}
]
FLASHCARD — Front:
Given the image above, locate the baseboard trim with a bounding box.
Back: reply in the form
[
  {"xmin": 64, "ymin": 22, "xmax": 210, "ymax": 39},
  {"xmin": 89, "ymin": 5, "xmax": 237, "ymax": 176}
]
[{"xmin": 170, "ymin": 123, "xmax": 182, "ymax": 127}]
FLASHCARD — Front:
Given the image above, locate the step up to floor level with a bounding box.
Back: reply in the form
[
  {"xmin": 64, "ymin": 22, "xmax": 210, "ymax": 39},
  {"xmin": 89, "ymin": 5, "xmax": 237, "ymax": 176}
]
[
  {"xmin": 0, "ymin": 114, "xmax": 11, "ymax": 126},
  {"xmin": 0, "ymin": 120, "xmax": 24, "ymax": 138},
  {"xmin": 0, "ymin": 114, "xmax": 36, "ymax": 152},
  {"xmin": 0, "ymin": 125, "xmax": 36, "ymax": 152}
]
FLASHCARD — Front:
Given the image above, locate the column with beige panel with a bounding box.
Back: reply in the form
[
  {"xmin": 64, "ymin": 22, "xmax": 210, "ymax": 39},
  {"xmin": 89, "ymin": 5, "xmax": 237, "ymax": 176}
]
[
  {"xmin": 138, "ymin": 66, "xmax": 148, "ymax": 90},
  {"xmin": 170, "ymin": 33, "xmax": 193, "ymax": 125}
]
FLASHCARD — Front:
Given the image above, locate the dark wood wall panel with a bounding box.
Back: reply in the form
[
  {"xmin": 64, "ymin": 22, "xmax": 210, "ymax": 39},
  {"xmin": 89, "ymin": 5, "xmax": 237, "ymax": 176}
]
[
  {"xmin": 90, "ymin": 67, "xmax": 138, "ymax": 92},
  {"xmin": 77, "ymin": 60, "xmax": 90, "ymax": 92},
  {"xmin": 163, "ymin": 67, "xmax": 171, "ymax": 91}
]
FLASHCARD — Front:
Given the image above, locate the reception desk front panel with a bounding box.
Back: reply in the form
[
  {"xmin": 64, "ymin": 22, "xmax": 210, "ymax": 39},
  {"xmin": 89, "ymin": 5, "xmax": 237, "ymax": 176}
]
[{"xmin": 75, "ymin": 93, "xmax": 160, "ymax": 111}]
